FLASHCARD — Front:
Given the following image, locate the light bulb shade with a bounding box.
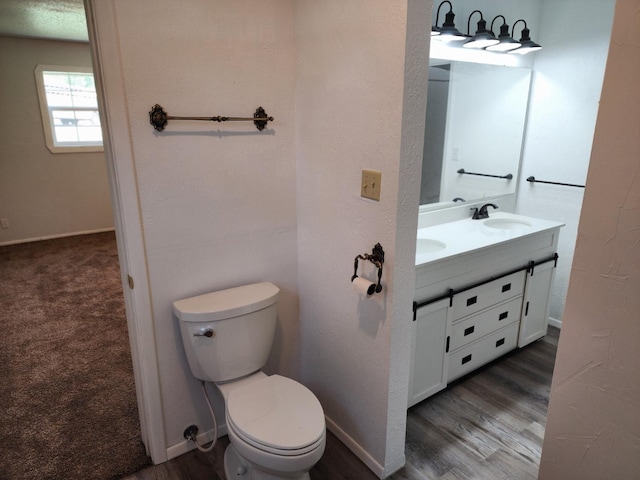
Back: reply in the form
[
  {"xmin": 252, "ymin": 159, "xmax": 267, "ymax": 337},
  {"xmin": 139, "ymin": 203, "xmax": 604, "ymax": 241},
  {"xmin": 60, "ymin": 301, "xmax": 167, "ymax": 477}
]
[
  {"xmin": 436, "ymin": 10, "xmax": 467, "ymax": 41},
  {"xmin": 510, "ymin": 21, "xmax": 542, "ymax": 55},
  {"xmin": 463, "ymin": 14, "xmax": 498, "ymax": 49},
  {"xmin": 486, "ymin": 23, "xmax": 521, "ymax": 52},
  {"xmin": 511, "ymin": 38, "xmax": 542, "ymax": 54}
]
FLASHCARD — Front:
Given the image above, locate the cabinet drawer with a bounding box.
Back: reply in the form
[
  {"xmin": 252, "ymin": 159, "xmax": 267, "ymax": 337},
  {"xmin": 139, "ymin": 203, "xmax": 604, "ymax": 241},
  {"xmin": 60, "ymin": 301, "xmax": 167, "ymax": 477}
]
[
  {"xmin": 448, "ymin": 322, "xmax": 519, "ymax": 382},
  {"xmin": 451, "ymin": 271, "xmax": 525, "ymax": 321},
  {"xmin": 449, "ymin": 297, "xmax": 522, "ymax": 351}
]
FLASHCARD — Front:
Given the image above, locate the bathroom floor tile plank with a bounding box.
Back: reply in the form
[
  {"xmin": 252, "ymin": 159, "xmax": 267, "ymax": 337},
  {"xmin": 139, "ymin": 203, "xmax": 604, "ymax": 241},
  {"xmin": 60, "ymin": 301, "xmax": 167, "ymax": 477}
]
[
  {"xmin": 483, "ymin": 447, "xmax": 539, "ymax": 480},
  {"xmin": 401, "ymin": 411, "xmax": 490, "ymax": 479},
  {"xmin": 309, "ymin": 430, "xmax": 378, "ymax": 480},
  {"xmin": 173, "ymin": 448, "xmax": 222, "ymax": 480},
  {"xmin": 414, "ymin": 391, "xmax": 503, "ymax": 460},
  {"xmin": 453, "ymin": 383, "xmax": 533, "ymax": 433},
  {"xmin": 462, "ymin": 370, "xmax": 548, "ymax": 426},
  {"xmin": 498, "ymin": 347, "xmax": 556, "ymax": 391},
  {"xmin": 388, "ymin": 462, "xmax": 432, "ymax": 480},
  {"xmin": 437, "ymin": 466, "xmax": 481, "ymax": 480},
  {"xmin": 438, "ymin": 383, "xmax": 545, "ymax": 463}
]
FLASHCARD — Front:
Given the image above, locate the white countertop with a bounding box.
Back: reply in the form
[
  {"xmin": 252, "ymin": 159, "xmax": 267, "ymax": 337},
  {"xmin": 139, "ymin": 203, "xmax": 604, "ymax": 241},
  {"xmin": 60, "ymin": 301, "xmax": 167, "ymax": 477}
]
[{"xmin": 416, "ymin": 212, "xmax": 565, "ymax": 266}]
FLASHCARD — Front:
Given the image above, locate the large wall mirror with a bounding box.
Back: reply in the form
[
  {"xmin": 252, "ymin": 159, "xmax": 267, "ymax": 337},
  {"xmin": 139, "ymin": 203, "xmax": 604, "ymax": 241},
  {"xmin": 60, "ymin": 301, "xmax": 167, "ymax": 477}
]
[{"xmin": 420, "ymin": 60, "xmax": 532, "ymax": 207}]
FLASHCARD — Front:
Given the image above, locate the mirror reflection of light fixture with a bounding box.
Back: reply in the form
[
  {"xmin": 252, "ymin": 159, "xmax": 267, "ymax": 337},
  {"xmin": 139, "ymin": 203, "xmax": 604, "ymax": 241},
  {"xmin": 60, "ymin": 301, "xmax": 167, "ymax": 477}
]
[
  {"xmin": 485, "ymin": 15, "xmax": 521, "ymax": 52},
  {"xmin": 433, "ymin": 1, "xmax": 467, "ymax": 42},
  {"xmin": 509, "ymin": 19, "xmax": 542, "ymax": 55},
  {"xmin": 463, "ymin": 10, "xmax": 499, "ymax": 49}
]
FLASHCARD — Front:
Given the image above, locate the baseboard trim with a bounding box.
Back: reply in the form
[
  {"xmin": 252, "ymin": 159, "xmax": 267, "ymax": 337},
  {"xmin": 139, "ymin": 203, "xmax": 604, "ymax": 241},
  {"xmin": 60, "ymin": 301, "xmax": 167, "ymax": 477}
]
[
  {"xmin": 383, "ymin": 454, "xmax": 407, "ymax": 478},
  {"xmin": 0, "ymin": 228, "xmax": 116, "ymax": 247},
  {"xmin": 325, "ymin": 416, "xmax": 385, "ymax": 479},
  {"xmin": 548, "ymin": 316, "xmax": 562, "ymax": 329},
  {"xmin": 166, "ymin": 423, "xmax": 228, "ymax": 461}
]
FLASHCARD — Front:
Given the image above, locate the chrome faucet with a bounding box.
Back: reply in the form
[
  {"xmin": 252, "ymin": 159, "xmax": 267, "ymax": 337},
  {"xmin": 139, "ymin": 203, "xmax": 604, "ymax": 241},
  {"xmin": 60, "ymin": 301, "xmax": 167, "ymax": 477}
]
[{"xmin": 471, "ymin": 203, "xmax": 498, "ymax": 220}]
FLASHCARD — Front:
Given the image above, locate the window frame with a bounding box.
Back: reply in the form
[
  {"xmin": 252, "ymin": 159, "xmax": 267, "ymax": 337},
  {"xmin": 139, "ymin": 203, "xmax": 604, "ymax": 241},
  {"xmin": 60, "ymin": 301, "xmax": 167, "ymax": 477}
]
[{"xmin": 34, "ymin": 65, "xmax": 104, "ymax": 154}]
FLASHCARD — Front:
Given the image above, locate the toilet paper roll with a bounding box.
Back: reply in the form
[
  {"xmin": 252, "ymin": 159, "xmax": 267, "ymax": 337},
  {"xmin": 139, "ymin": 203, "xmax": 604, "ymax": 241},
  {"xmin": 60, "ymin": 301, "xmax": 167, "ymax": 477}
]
[{"xmin": 352, "ymin": 277, "xmax": 376, "ymax": 297}]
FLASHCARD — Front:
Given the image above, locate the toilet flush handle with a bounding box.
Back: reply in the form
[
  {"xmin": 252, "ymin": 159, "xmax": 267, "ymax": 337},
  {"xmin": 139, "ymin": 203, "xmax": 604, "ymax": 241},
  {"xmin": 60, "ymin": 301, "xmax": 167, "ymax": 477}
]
[{"xmin": 193, "ymin": 328, "xmax": 215, "ymax": 338}]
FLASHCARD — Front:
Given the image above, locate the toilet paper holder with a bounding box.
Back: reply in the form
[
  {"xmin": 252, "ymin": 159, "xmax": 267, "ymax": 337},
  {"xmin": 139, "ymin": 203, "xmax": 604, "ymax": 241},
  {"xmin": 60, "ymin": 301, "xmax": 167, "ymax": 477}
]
[{"xmin": 351, "ymin": 243, "xmax": 384, "ymax": 294}]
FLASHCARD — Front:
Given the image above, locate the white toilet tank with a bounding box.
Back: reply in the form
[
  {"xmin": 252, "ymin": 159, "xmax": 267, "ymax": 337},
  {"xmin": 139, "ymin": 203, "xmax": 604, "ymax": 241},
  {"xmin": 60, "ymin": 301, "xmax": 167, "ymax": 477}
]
[{"xmin": 173, "ymin": 282, "xmax": 279, "ymax": 383}]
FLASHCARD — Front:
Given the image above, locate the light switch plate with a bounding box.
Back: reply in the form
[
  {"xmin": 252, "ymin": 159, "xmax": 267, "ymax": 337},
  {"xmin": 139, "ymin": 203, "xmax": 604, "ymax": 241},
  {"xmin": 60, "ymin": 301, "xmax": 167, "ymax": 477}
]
[{"xmin": 361, "ymin": 169, "xmax": 382, "ymax": 201}]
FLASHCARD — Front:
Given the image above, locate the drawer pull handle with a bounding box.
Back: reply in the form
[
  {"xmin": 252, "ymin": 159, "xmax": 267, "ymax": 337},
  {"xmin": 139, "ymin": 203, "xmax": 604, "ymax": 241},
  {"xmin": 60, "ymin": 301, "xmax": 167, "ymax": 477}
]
[
  {"xmin": 464, "ymin": 326, "xmax": 475, "ymax": 336},
  {"xmin": 499, "ymin": 311, "xmax": 508, "ymax": 321},
  {"xmin": 496, "ymin": 338, "xmax": 505, "ymax": 347},
  {"xmin": 466, "ymin": 296, "xmax": 477, "ymax": 307},
  {"xmin": 446, "ymin": 336, "xmax": 450, "ymax": 353},
  {"xmin": 462, "ymin": 354, "xmax": 472, "ymax": 365},
  {"xmin": 502, "ymin": 283, "xmax": 511, "ymax": 292}
]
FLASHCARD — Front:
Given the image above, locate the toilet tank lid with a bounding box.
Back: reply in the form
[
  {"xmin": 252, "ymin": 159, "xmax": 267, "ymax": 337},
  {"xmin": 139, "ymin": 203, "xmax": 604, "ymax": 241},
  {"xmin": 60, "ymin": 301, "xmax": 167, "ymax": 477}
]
[{"xmin": 173, "ymin": 282, "xmax": 279, "ymax": 322}]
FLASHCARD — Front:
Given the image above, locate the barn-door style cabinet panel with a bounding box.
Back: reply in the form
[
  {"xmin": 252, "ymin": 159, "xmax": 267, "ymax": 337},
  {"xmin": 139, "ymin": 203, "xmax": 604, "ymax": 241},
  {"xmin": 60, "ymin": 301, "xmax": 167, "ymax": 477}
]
[{"xmin": 409, "ymin": 212, "xmax": 563, "ymax": 408}]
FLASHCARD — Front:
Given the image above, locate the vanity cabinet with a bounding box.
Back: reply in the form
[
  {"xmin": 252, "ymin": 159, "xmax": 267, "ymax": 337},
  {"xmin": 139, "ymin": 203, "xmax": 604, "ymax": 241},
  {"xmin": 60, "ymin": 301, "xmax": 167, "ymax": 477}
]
[
  {"xmin": 408, "ymin": 299, "xmax": 450, "ymax": 406},
  {"xmin": 409, "ymin": 216, "xmax": 562, "ymax": 408},
  {"xmin": 519, "ymin": 260, "xmax": 556, "ymax": 346}
]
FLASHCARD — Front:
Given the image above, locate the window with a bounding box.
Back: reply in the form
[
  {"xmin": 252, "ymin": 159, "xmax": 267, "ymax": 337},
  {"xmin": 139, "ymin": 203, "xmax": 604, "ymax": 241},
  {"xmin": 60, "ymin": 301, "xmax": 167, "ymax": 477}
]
[{"xmin": 35, "ymin": 65, "xmax": 103, "ymax": 153}]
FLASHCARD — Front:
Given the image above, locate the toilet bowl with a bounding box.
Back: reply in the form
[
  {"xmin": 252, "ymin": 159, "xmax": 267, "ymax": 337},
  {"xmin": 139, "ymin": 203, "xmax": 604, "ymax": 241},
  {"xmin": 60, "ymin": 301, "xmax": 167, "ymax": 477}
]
[
  {"xmin": 219, "ymin": 372, "xmax": 325, "ymax": 479},
  {"xmin": 174, "ymin": 282, "xmax": 326, "ymax": 480}
]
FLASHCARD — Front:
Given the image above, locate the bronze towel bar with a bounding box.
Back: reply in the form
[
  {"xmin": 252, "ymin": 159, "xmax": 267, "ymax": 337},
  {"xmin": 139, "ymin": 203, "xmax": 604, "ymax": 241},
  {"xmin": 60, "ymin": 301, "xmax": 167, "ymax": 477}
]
[
  {"xmin": 149, "ymin": 104, "xmax": 274, "ymax": 132},
  {"xmin": 457, "ymin": 168, "xmax": 513, "ymax": 180},
  {"xmin": 526, "ymin": 176, "xmax": 585, "ymax": 188}
]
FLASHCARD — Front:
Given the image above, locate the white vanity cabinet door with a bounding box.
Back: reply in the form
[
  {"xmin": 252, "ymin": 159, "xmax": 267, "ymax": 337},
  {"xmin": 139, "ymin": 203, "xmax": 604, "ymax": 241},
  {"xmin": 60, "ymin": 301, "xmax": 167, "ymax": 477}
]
[
  {"xmin": 519, "ymin": 260, "xmax": 556, "ymax": 347},
  {"xmin": 408, "ymin": 298, "xmax": 451, "ymax": 407}
]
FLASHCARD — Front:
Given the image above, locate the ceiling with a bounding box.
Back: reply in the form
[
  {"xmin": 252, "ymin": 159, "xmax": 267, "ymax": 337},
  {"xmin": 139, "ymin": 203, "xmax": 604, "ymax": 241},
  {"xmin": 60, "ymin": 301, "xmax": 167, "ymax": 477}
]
[{"xmin": 0, "ymin": 0, "xmax": 88, "ymax": 42}]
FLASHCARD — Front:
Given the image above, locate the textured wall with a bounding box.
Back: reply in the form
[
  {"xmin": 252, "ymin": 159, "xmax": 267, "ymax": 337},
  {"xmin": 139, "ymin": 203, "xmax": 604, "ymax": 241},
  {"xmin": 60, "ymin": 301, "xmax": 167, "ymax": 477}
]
[
  {"xmin": 0, "ymin": 36, "xmax": 113, "ymax": 245},
  {"xmin": 517, "ymin": 0, "xmax": 615, "ymax": 323},
  {"xmin": 294, "ymin": 1, "xmax": 412, "ymax": 475},
  {"xmin": 538, "ymin": 0, "xmax": 640, "ymax": 477},
  {"xmin": 106, "ymin": 0, "xmax": 298, "ymax": 451}
]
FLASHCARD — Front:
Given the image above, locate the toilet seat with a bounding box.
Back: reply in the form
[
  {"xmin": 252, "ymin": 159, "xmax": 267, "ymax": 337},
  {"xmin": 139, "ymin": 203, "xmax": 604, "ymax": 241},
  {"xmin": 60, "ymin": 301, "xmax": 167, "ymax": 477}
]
[{"xmin": 226, "ymin": 375, "xmax": 325, "ymax": 456}]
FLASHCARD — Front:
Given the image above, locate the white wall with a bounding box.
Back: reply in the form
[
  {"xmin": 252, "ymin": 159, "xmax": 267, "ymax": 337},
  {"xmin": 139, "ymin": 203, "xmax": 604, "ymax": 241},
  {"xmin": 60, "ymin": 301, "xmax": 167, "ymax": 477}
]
[
  {"xmin": 539, "ymin": 0, "xmax": 640, "ymax": 476},
  {"xmin": 0, "ymin": 36, "xmax": 113, "ymax": 245},
  {"xmin": 516, "ymin": 0, "xmax": 615, "ymax": 322},
  {"xmin": 294, "ymin": 1, "xmax": 421, "ymax": 474},
  {"xmin": 99, "ymin": 0, "xmax": 298, "ymax": 454}
]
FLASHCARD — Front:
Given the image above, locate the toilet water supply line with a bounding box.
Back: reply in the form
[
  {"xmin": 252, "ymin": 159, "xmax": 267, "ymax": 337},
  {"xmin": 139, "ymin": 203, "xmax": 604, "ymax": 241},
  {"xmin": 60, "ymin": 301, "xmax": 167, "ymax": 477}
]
[{"xmin": 187, "ymin": 381, "xmax": 218, "ymax": 452}]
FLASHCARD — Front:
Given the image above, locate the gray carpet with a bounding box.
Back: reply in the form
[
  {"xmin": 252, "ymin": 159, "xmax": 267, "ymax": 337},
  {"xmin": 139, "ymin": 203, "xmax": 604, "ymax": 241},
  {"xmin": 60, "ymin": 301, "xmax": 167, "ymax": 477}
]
[{"xmin": 0, "ymin": 232, "xmax": 151, "ymax": 480}]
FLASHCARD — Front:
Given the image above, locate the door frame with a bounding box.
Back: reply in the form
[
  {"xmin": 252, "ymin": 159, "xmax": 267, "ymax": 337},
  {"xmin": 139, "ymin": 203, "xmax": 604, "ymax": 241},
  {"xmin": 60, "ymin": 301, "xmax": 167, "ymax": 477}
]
[{"xmin": 84, "ymin": 0, "xmax": 167, "ymax": 463}]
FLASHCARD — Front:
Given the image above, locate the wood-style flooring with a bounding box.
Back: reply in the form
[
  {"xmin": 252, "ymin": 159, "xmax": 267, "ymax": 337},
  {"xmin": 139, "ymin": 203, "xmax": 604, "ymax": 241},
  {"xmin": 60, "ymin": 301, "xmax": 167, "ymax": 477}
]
[{"xmin": 121, "ymin": 327, "xmax": 559, "ymax": 480}]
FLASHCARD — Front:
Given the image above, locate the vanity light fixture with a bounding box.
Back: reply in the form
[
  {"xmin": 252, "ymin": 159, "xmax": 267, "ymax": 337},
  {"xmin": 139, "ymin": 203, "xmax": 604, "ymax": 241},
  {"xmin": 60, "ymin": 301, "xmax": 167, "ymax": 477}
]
[
  {"xmin": 509, "ymin": 19, "xmax": 542, "ymax": 55},
  {"xmin": 432, "ymin": 1, "xmax": 467, "ymax": 42},
  {"xmin": 485, "ymin": 16, "xmax": 521, "ymax": 52},
  {"xmin": 463, "ymin": 10, "xmax": 499, "ymax": 49}
]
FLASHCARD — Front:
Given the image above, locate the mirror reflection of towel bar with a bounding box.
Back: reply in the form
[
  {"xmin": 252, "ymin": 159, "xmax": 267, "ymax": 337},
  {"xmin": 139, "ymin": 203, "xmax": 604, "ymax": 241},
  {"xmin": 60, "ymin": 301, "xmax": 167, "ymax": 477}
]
[
  {"xmin": 457, "ymin": 168, "xmax": 513, "ymax": 180},
  {"xmin": 526, "ymin": 176, "xmax": 585, "ymax": 188}
]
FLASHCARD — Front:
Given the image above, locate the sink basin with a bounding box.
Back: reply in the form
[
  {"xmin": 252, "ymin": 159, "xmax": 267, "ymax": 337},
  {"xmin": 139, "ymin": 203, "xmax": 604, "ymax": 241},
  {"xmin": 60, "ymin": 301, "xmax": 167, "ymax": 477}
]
[
  {"xmin": 483, "ymin": 218, "xmax": 532, "ymax": 230},
  {"xmin": 416, "ymin": 238, "xmax": 447, "ymax": 253}
]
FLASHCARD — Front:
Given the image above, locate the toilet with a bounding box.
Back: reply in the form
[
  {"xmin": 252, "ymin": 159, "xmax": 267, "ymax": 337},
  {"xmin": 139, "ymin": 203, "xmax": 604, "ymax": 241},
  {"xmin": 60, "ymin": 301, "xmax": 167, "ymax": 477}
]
[{"xmin": 173, "ymin": 282, "xmax": 326, "ymax": 480}]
